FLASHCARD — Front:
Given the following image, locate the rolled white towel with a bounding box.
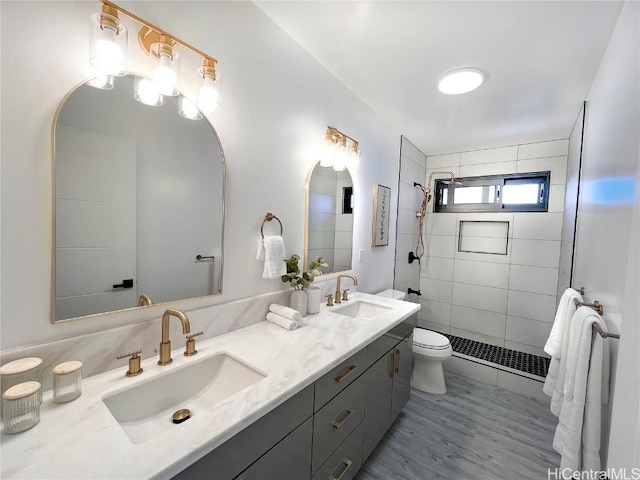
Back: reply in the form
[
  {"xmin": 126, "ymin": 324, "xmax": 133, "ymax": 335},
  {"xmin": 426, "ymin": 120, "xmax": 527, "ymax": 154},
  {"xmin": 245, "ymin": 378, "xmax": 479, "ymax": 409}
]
[
  {"xmin": 269, "ymin": 304, "xmax": 302, "ymax": 322},
  {"xmin": 266, "ymin": 312, "xmax": 298, "ymax": 330}
]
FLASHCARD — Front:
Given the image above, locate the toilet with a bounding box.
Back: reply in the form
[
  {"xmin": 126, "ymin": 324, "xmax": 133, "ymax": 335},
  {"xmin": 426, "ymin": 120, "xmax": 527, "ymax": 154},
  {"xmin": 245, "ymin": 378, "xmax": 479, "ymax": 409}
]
[{"xmin": 376, "ymin": 289, "xmax": 452, "ymax": 395}]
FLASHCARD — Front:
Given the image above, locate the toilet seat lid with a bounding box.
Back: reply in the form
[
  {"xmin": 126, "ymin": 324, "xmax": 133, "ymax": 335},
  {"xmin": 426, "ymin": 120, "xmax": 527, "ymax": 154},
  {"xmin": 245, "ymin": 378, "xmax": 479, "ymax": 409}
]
[{"xmin": 414, "ymin": 329, "xmax": 450, "ymax": 350}]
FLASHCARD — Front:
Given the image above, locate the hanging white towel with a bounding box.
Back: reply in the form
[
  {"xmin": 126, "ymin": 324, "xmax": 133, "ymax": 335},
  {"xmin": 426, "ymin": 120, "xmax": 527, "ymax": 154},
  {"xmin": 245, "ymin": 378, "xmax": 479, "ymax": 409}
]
[
  {"xmin": 269, "ymin": 304, "xmax": 302, "ymax": 322},
  {"xmin": 552, "ymin": 307, "xmax": 609, "ymax": 472},
  {"xmin": 256, "ymin": 238, "xmax": 265, "ymax": 261},
  {"xmin": 266, "ymin": 312, "xmax": 298, "ymax": 330},
  {"xmin": 545, "ymin": 288, "xmax": 583, "ymax": 357},
  {"xmin": 544, "ymin": 289, "xmax": 582, "ymax": 403},
  {"xmin": 261, "ymin": 235, "xmax": 286, "ymax": 279}
]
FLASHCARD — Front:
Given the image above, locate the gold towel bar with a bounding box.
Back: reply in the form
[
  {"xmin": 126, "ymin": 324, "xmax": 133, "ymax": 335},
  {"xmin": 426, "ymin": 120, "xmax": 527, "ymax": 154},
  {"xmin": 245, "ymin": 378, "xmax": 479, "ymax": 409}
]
[
  {"xmin": 261, "ymin": 212, "xmax": 283, "ymax": 239},
  {"xmin": 573, "ymin": 298, "xmax": 620, "ymax": 339}
]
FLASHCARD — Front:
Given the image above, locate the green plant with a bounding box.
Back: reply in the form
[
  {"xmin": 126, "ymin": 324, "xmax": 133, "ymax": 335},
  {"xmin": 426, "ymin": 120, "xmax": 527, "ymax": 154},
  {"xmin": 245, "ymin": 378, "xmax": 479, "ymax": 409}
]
[{"xmin": 281, "ymin": 255, "xmax": 329, "ymax": 290}]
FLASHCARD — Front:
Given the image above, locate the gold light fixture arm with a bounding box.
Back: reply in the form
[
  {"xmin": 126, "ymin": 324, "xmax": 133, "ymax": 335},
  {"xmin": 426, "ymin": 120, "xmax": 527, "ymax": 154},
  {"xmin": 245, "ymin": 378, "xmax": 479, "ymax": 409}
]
[
  {"xmin": 101, "ymin": 0, "xmax": 217, "ymax": 64},
  {"xmin": 327, "ymin": 126, "xmax": 359, "ymax": 150}
]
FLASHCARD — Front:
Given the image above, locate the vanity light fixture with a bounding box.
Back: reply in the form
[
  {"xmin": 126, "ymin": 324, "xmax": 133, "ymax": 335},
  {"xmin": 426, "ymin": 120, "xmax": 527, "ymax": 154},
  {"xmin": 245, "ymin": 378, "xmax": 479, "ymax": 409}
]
[
  {"xmin": 89, "ymin": 3, "xmax": 128, "ymax": 76},
  {"xmin": 322, "ymin": 126, "xmax": 360, "ymax": 172},
  {"xmin": 87, "ymin": 75, "xmax": 115, "ymax": 90},
  {"xmin": 89, "ymin": 0, "xmax": 220, "ymax": 116},
  {"xmin": 178, "ymin": 96, "xmax": 203, "ymax": 120},
  {"xmin": 438, "ymin": 67, "xmax": 485, "ymax": 95}
]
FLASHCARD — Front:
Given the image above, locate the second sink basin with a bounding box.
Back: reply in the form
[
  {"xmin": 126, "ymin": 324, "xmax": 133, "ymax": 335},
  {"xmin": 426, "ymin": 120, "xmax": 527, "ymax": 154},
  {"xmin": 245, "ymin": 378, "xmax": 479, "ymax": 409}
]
[
  {"xmin": 102, "ymin": 353, "xmax": 266, "ymax": 444},
  {"xmin": 332, "ymin": 299, "xmax": 393, "ymax": 320}
]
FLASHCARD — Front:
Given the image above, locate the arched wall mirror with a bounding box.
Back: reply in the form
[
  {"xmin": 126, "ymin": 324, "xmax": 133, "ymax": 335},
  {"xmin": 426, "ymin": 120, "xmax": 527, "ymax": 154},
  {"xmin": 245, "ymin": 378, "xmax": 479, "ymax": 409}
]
[
  {"xmin": 304, "ymin": 163, "xmax": 354, "ymax": 274},
  {"xmin": 52, "ymin": 74, "xmax": 225, "ymax": 323}
]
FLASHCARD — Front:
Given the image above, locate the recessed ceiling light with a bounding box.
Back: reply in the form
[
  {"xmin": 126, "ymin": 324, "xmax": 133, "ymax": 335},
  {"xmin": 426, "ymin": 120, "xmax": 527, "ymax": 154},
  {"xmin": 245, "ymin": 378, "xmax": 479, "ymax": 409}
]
[{"xmin": 438, "ymin": 68, "xmax": 485, "ymax": 95}]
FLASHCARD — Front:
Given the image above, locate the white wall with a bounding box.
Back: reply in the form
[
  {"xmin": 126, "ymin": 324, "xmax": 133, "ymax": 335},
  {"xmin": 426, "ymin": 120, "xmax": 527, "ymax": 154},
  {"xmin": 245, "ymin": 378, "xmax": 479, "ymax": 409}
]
[
  {"xmin": 567, "ymin": 0, "xmax": 639, "ymax": 468},
  {"xmin": 0, "ymin": 1, "xmax": 400, "ymax": 350},
  {"xmin": 419, "ymin": 139, "xmax": 568, "ymax": 357}
]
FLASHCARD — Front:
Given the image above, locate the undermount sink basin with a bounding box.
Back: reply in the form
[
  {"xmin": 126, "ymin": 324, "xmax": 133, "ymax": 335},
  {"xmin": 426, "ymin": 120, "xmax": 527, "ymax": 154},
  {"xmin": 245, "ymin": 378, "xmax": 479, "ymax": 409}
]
[
  {"xmin": 102, "ymin": 353, "xmax": 266, "ymax": 444},
  {"xmin": 332, "ymin": 300, "xmax": 393, "ymax": 320}
]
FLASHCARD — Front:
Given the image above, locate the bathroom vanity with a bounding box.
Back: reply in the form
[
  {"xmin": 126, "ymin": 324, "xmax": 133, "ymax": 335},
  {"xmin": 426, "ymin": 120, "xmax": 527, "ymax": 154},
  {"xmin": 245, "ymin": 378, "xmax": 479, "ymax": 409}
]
[{"xmin": 0, "ymin": 293, "xmax": 418, "ymax": 480}]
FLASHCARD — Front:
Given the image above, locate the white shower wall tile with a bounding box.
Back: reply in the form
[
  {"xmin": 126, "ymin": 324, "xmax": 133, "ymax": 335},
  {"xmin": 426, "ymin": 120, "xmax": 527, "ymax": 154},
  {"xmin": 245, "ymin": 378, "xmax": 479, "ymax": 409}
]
[
  {"xmin": 509, "ymin": 265, "xmax": 560, "ymax": 296},
  {"xmin": 451, "ymin": 283, "xmax": 508, "ymax": 314},
  {"xmin": 425, "ymin": 213, "xmax": 458, "ymax": 236},
  {"xmin": 426, "ymin": 235, "xmax": 456, "ymax": 259},
  {"xmin": 459, "ymin": 161, "xmax": 517, "ymax": 178},
  {"xmin": 417, "ymin": 318, "xmax": 450, "ymax": 334},
  {"xmin": 400, "ymin": 156, "xmax": 426, "ymax": 185},
  {"xmin": 397, "ymin": 207, "xmax": 419, "ymax": 234},
  {"xmin": 419, "ymin": 278, "xmax": 453, "ymax": 304},
  {"xmin": 426, "ymin": 153, "xmax": 460, "ymax": 169},
  {"xmin": 512, "ymin": 212, "xmax": 563, "ymax": 241},
  {"xmin": 453, "ymin": 259, "xmax": 510, "ymax": 289},
  {"xmin": 460, "ymin": 146, "xmax": 518, "ymax": 165},
  {"xmin": 450, "ymin": 305, "xmax": 507, "ymax": 339},
  {"xmin": 510, "ymin": 239, "xmax": 561, "ymax": 268},
  {"xmin": 398, "ymin": 180, "xmax": 423, "ymax": 210},
  {"xmin": 548, "ymin": 184, "xmax": 566, "ymax": 213},
  {"xmin": 422, "ymin": 257, "xmax": 455, "ymax": 281},
  {"xmin": 396, "ymin": 233, "xmax": 415, "ymax": 260},
  {"xmin": 505, "ymin": 315, "xmax": 553, "ymax": 349},
  {"xmin": 402, "ymin": 138, "xmax": 428, "ymax": 167},
  {"xmin": 449, "ymin": 328, "xmax": 505, "ymax": 348},
  {"xmin": 507, "ymin": 291, "xmax": 557, "ymax": 323},
  {"xmin": 517, "ymin": 139, "xmax": 569, "ymax": 159},
  {"xmin": 516, "ymin": 156, "xmax": 568, "ymax": 185},
  {"xmin": 418, "ymin": 298, "xmax": 452, "ymax": 328}
]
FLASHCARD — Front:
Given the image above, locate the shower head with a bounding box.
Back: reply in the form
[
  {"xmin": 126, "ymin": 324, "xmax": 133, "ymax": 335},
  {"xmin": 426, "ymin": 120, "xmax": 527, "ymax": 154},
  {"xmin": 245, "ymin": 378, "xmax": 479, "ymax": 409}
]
[{"xmin": 427, "ymin": 171, "xmax": 460, "ymax": 189}]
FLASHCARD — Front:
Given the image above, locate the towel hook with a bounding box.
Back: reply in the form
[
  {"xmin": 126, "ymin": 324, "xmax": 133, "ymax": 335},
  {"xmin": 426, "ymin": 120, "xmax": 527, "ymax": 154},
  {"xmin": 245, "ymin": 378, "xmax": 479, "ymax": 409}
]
[
  {"xmin": 261, "ymin": 212, "xmax": 283, "ymax": 239},
  {"xmin": 574, "ymin": 298, "xmax": 604, "ymax": 316}
]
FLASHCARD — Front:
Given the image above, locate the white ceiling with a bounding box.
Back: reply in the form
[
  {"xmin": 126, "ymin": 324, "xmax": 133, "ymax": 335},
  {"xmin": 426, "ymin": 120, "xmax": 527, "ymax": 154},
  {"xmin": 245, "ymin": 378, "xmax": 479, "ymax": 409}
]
[{"xmin": 255, "ymin": 1, "xmax": 623, "ymax": 155}]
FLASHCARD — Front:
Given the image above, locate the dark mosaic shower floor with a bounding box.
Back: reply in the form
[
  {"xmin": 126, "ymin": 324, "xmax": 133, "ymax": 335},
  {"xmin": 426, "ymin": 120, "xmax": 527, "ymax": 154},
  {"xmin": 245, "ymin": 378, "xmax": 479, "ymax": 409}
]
[{"xmin": 418, "ymin": 327, "xmax": 550, "ymax": 377}]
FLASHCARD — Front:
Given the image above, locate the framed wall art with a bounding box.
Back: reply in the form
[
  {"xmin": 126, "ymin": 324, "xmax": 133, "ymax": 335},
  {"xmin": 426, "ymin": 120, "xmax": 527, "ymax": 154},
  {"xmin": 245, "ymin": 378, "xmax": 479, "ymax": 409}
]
[{"xmin": 372, "ymin": 184, "xmax": 391, "ymax": 247}]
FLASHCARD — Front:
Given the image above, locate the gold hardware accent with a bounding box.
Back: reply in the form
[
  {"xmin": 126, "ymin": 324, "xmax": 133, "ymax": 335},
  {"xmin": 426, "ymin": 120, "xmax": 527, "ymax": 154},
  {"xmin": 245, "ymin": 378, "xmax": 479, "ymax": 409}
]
[
  {"xmin": 577, "ymin": 286, "xmax": 585, "ymax": 296},
  {"xmin": 389, "ymin": 352, "xmax": 395, "ymax": 377},
  {"xmin": 260, "ymin": 212, "xmax": 283, "ymax": 239},
  {"xmin": 592, "ymin": 322, "xmax": 620, "ymax": 339},
  {"xmin": 100, "ymin": 1, "xmax": 217, "ymax": 65},
  {"xmin": 138, "ymin": 294, "xmax": 152, "ymax": 307},
  {"xmin": 341, "ymin": 289, "xmax": 350, "ymax": 301},
  {"xmin": 334, "ymin": 364, "xmax": 357, "ymax": 383},
  {"xmin": 172, "ymin": 408, "xmax": 191, "ymax": 424},
  {"xmin": 138, "ymin": 28, "xmax": 176, "ymax": 59},
  {"xmin": 394, "ymin": 349, "xmax": 400, "ymax": 374},
  {"xmin": 335, "ymin": 274, "xmax": 358, "ymax": 304},
  {"xmin": 158, "ymin": 309, "xmax": 191, "ymax": 365},
  {"xmin": 329, "ymin": 459, "xmax": 353, "ymax": 480},
  {"xmin": 331, "ymin": 409, "xmax": 355, "ymax": 429},
  {"xmin": 184, "ymin": 331, "xmax": 204, "ymax": 356},
  {"xmin": 325, "ymin": 294, "xmax": 334, "ymax": 306},
  {"xmin": 116, "ymin": 350, "xmax": 143, "ymax": 377},
  {"xmin": 99, "ymin": 3, "xmax": 120, "ymax": 30},
  {"xmin": 326, "ymin": 126, "xmax": 359, "ymax": 155},
  {"xmin": 574, "ymin": 298, "xmax": 604, "ymax": 316}
]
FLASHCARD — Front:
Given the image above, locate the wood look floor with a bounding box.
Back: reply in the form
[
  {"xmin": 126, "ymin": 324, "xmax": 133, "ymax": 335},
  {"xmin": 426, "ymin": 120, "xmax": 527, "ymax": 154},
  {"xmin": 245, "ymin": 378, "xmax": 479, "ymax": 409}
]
[{"xmin": 355, "ymin": 373, "xmax": 560, "ymax": 480}]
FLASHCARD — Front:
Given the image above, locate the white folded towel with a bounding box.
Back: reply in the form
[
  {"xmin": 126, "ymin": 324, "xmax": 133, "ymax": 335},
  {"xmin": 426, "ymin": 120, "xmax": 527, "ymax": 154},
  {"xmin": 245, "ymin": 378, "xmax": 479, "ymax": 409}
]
[
  {"xmin": 266, "ymin": 312, "xmax": 298, "ymax": 330},
  {"xmin": 261, "ymin": 236, "xmax": 286, "ymax": 279},
  {"xmin": 269, "ymin": 304, "xmax": 302, "ymax": 322},
  {"xmin": 552, "ymin": 306, "xmax": 609, "ymax": 471},
  {"xmin": 256, "ymin": 238, "xmax": 265, "ymax": 261},
  {"xmin": 545, "ymin": 288, "xmax": 583, "ymax": 357}
]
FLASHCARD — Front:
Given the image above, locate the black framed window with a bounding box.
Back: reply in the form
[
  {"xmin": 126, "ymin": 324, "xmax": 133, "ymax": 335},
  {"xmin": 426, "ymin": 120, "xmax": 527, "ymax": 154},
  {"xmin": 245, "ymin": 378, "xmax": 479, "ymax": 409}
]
[{"xmin": 434, "ymin": 171, "xmax": 550, "ymax": 213}]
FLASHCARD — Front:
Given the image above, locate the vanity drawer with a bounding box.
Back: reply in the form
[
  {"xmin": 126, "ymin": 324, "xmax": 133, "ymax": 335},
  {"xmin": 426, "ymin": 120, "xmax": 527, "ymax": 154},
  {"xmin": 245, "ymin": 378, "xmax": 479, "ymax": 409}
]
[
  {"xmin": 312, "ymin": 423, "xmax": 363, "ymax": 480},
  {"xmin": 173, "ymin": 384, "xmax": 313, "ymax": 480},
  {"xmin": 366, "ymin": 334, "xmax": 398, "ymax": 367},
  {"xmin": 314, "ymin": 348, "xmax": 367, "ymax": 411},
  {"xmin": 312, "ymin": 379, "xmax": 364, "ymax": 473}
]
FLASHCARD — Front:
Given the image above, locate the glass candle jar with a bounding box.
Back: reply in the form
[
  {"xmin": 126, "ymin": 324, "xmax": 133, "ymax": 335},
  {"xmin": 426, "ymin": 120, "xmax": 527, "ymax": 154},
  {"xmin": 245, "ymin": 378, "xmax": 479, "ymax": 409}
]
[
  {"xmin": 52, "ymin": 361, "xmax": 82, "ymax": 404},
  {"xmin": 0, "ymin": 357, "xmax": 43, "ymax": 405},
  {"xmin": 2, "ymin": 381, "xmax": 41, "ymax": 434}
]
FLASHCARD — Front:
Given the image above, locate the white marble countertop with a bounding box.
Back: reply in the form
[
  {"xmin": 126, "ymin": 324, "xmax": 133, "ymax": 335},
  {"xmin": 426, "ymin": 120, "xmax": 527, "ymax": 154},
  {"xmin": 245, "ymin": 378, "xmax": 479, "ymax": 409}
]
[{"xmin": 1, "ymin": 292, "xmax": 419, "ymax": 480}]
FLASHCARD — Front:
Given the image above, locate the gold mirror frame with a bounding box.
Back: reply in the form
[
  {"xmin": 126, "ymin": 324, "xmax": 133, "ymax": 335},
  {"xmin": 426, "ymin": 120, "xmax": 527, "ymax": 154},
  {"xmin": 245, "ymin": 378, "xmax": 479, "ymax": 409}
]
[
  {"xmin": 303, "ymin": 162, "xmax": 354, "ymax": 274},
  {"xmin": 50, "ymin": 75, "xmax": 226, "ymax": 324}
]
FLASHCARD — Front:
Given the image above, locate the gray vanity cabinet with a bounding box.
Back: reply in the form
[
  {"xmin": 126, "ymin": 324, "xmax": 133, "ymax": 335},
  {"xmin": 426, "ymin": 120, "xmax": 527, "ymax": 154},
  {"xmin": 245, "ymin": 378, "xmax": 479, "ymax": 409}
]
[
  {"xmin": 235, "ymin": 418, "xmax": 313, "ymax": 480},
  {"xmin": 390, "ymin": 334, "xmax": 413, "ymax": 423},
  {"xmin": 362, "ymin": 350, "xmax": 394, "ymax": 461}
]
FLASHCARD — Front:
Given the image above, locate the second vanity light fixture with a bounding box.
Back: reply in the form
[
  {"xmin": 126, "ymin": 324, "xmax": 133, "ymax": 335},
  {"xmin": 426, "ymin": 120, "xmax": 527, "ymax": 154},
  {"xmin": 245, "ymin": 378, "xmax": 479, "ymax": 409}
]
[
  {"xmin": 88, "ymin": 0, "xmax": 221, "ymax": 117},
  {"xmin": 320, "ymin": 126, "xmax": 361, "ymax": 172}
]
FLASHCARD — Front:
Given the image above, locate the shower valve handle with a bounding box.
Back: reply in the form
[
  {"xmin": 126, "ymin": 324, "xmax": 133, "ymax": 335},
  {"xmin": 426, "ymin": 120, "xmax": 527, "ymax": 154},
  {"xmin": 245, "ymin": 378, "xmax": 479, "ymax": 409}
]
[{"xmin": 407, "ymin": 288, "xmax": 422, "ymax": 296}]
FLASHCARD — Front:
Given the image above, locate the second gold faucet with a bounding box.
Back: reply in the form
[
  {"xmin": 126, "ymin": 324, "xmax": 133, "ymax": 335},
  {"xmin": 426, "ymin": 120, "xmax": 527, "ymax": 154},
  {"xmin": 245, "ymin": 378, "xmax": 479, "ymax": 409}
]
[
  {"xmin": 335, "ymin": 274, "xmax": 358, "ymax": 304},
  {"xmin": 158, "ymin": 309, "xmax": 191, "ymax": 366}
]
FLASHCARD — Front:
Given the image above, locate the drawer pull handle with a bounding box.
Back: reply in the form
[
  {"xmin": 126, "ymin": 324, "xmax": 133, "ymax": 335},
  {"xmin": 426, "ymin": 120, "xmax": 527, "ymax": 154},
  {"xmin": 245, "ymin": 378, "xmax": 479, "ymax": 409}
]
[
  {"xmin": 389, "ymin": 352, "xmax": 394, "ymax": 378},
  {"xmin": 334, "ymin": 364, "xmax": 357, "ymax": 383},
  {"xmin": 394, "ymin": 349, "xmax": 400, "ymax": 374},
  {"xmin": 331, "ymin": 409, "xmax": 355, "ymax": 429},
  {"xmin": 329, "ymin": 458, "xmax": 353, "ymax": 480}
]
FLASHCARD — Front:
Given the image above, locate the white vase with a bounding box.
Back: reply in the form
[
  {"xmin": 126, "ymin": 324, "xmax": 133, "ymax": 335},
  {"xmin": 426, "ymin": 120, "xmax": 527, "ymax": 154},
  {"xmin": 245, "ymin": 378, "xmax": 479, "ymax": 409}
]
[
  {"xmin": 290, "ymin": 290, "xmax": 307, "ymax": 318},
  {"xmin": 306, "ymin": 286, "xmax": 321, "ymax": 314}
]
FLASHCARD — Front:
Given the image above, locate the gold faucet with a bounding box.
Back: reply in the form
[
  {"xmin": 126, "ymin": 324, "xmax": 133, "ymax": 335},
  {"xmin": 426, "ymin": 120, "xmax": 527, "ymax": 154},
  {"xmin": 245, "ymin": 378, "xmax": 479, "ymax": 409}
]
[
  {"xmin": 158, "ymin": 309, "xmax": 191, "ymax": 365},
  {"xmin": 138, "ymin": 294, "xmax": 152, "ymax": 306},
  {"xmin": 335, "ymin": 274, "xmax": 358, "ymax": 304}
]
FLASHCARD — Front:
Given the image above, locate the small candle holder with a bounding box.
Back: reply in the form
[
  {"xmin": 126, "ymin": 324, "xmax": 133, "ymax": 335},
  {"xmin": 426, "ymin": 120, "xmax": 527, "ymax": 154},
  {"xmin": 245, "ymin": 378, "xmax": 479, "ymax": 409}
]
[
  {"xmin": 2, "ymin": 381, "xmax": 41, "ymax": 434},
  {"xmin": 0, "ymin": 357, "xmax": 43, "ymax": 404}
]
